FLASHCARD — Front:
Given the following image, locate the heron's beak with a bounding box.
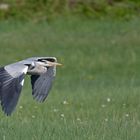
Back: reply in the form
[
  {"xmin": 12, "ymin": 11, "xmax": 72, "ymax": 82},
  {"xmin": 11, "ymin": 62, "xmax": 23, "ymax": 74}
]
[{"xmin": 46, "ymin": 61, "xmax": 62, "ymax": 67}]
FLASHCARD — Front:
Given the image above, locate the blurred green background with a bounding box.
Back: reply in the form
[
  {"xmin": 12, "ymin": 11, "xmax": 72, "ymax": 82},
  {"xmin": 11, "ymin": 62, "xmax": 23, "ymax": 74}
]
[
  {"xmin": 0, "ymin": 0, "xmax": 140, "ymax": 140},
  {"xmin": 0, "ymin": 0, "xmax": 140, "ymax": 20}
]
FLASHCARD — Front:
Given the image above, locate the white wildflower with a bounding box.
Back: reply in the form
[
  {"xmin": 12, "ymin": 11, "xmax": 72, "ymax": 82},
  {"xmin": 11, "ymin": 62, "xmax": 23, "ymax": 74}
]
[
  {"xmin": 125, "ymin": 114, "xmax": 129, "ymax": 117},
  {"xmin": 107, "ymin": 98, "xmax": 111, "ymax": 102},
  {"xmin": 101, "ymin": 104, "xmax": 106, "ymax": 108},
  {"xmin": 53, "ymin": 109, "xmax": 59, "ymax": 112},
  {"xmin": 19, "ymin": 106, "xmax": 23, "ymax": 109},
  {"xmin": 60, "ymin": 114, "xmax": 65, "ymax": 118},
  {"xmin": 105, "ymin": 118, "xmax": 108, "ymax": 122},
  {"xmin": 63, "ymin": 100, "xmax": 69, "ymax": 105},
  {"xmin": 77, "ymin": 118, "xmax": 81, "ymax": 121},
  {"xmin": 123, "ymin": 103, "xmax": 126, "ymax": 106},
  {"xmin": 32, "ymin": 115, "xmax": 35, "ymax": 118}
]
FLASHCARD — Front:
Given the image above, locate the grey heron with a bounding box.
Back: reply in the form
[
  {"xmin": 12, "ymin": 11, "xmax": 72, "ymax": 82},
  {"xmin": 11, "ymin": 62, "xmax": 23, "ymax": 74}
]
[{"xmin": 0, "ymin": 57, "xmax": 62, "ymax": 116}]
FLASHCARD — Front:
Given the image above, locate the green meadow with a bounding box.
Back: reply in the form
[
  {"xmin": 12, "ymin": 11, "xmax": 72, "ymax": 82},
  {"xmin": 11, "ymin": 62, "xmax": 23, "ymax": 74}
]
[{"xmin": 0, "ymin": 17, "xmax": 140, "ymax": 139}]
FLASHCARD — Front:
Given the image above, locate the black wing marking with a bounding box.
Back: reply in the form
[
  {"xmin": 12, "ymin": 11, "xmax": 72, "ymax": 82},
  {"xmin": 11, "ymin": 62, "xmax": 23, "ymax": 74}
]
[
  {"xmin": 31, "ymin": 66, "xmax": 55, "ymax": 102},
  {"xmin": 0, "ymin": 67, "xmax": 26, "ymax": 115}
]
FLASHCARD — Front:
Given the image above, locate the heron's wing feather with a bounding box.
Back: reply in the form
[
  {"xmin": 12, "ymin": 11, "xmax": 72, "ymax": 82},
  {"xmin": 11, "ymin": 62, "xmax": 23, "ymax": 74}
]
[
  {"xmin": 31, "ymin": 66, "xmax": 56, "ymax": 102},
  {"xmin": 0, "ymin": 65, "xmax": 28, "ymax": 115}
]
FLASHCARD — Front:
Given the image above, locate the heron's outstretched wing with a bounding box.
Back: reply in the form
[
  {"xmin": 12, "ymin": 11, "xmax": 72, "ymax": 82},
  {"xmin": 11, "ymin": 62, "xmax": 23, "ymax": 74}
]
[
  {"xmin": 0, "ymin": 64, "xmax": 28, "ymax": 115},
  {"xmin": 31, "ymin": 66, "xmax": 56, "ymax": 102}
]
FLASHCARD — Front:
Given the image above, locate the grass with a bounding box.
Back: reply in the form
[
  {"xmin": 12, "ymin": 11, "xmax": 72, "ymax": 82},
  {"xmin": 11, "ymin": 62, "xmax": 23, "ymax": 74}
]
[{"xmin": 0, "ymin": 17, "xmax": 140, "ymax": 139}]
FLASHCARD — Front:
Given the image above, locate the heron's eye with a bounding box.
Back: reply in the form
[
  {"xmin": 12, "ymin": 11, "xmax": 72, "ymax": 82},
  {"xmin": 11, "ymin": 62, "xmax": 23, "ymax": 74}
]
[{"xmin": 47, "ymin": 59, "xmax": 55, "ymax": 62}]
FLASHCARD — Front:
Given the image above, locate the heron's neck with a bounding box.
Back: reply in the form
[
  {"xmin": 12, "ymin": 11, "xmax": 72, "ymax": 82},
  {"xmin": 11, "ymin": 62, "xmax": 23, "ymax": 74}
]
[{"xmin": 27, "ymin": 63, "xmax": 47, "ymax": 75}]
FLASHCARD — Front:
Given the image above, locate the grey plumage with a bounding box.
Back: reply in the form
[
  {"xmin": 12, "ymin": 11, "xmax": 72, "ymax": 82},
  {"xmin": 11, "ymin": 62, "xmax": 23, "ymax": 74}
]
[
  {"xmin": 0, "ymin": 57, "xmax": 61, "ymax": 116},
  {"xmin": 31, "ymin": 66, "xmax": 55, "ymax": 102}
]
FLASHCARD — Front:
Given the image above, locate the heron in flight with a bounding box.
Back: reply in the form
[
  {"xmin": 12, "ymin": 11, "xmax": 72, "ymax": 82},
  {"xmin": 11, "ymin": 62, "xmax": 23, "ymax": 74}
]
[{"xmin": 0, "ymin": 57, "xmax": 62, "ymax": 116}]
